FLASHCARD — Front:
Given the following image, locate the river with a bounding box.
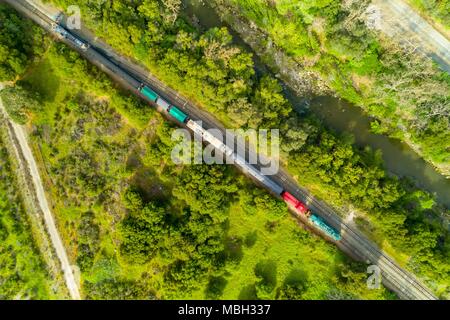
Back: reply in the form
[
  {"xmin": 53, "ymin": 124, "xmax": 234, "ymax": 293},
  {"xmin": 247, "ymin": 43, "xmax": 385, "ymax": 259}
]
[{"xmin": 183, "ymin": 0, "xmax": 450, "ymax": 208}]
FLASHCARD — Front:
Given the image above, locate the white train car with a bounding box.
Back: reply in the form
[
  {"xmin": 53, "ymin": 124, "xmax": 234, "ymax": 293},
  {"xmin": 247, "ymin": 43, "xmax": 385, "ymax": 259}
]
[
  {"xmin": 232, "ymin": 153, "xmax": 247, "ymax": 168},
  {"xmin": 186, "ymin": 120, "xmax": 234, "ymax": 157},
  {"xmin": 203, "ymin": 131, "xmax": 233, "ymax": 156},
  {"xmin": 186, "ymin": 119, "xmax": 205, "ymax": 136},
  {"xmin": 186, "ymin": 120, "xmax": 282, "ymax": 194},
  {"xmin": 232, "ymin": 153, "xmax": 284, "ymax": 195}
]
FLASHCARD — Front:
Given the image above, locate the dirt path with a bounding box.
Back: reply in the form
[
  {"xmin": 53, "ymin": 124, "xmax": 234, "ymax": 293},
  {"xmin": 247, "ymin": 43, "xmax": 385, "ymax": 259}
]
[
  {"xmin": 369, "ymin": 0, "xmax": 450, "ymax": 73},
  {"xmin": 0, "ymin": 84, "xmax": 81, "ymax": 300}
]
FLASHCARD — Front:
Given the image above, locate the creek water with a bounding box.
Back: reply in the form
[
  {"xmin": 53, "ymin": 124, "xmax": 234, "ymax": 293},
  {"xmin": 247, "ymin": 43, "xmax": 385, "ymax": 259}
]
[{"xmin": 183, "ymin": 0, "xmax": 450, "ymax": 208}]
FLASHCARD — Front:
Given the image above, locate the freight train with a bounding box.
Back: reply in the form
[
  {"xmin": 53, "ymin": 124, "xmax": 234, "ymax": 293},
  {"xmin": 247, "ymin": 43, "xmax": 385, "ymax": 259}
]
[
  {"xmin": 138, "ymin": 84, "xmax": 342, "ymax": 242},
  {"xmin": 47, "ymin": 20, "xmax": 341, "ymax": 242}
]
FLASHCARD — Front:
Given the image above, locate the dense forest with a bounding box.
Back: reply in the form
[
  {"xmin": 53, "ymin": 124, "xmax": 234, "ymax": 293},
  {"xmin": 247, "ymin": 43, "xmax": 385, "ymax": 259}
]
[
  {"xmin": 0, "ymin": 5, "xmax": 60, "ymax": 299},
  {"xmin": 36, "ymin": 0, "xmax": 450, "ymax": 297},
  {"xmin": 0, "ymin": 4, "xmax": 47, "ymax": 81}
]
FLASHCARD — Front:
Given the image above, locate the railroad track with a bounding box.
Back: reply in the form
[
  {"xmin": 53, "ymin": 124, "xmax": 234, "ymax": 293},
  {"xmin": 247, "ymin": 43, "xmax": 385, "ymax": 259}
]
[{"xmin": 279, "ymin": 174, "xmax": 436, "ymax": 300}]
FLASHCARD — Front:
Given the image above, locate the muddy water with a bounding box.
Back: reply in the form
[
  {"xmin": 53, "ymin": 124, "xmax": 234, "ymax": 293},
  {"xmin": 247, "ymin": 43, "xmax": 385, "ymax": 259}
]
[{"xmin": 183, "ymin": 0, "xmax": 450, "ymax": 208}]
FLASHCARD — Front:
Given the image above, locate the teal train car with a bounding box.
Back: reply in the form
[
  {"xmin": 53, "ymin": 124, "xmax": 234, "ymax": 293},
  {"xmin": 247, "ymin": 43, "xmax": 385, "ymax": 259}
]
[
  {"xmin": 309, "ymin": 214, "xmax": 341, "ymax": 241},
  {"xmin": 139, "ymin": 85, "xmax": 158, "ymax": 102},
  {"xmin": 168, "ymin": 105, "xmax": 188, "ymax": 123}
]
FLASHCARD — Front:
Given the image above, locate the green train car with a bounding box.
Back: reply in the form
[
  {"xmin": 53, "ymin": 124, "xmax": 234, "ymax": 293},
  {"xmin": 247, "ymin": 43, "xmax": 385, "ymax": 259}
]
[
  {"xmin": 138, "ymin": 84, "xmax": 188, "ymax": 124},
  {"xmin": 168, "ymin": 105, "xmax": 188, "ymax": 123},
  {"xmin": 139, "ymin": 85, "xmax": 158, "ymax": 102}
]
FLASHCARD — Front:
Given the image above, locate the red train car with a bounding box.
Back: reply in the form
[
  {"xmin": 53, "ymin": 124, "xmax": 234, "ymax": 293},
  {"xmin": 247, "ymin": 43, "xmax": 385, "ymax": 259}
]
[{"xmin": 282, "ymin": 191, "xmax": 309, "ymax": 215}]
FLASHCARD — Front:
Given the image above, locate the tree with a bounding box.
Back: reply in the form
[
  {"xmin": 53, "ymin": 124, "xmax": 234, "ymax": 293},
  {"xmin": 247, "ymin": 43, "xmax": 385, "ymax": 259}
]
[
  {"xmin": 162, "ymin": 0, "xmax": 181, "ymax": 25},
  {"xmin": 0, "ymin": 86, "xmax": 41, "ymax": 124},
  {"xmin": 254, "ymin": 260, "xmax": 277, "ymax": 299},
  {"xmin": 277, "ymin": 269, "xmax": 309, "ymax": 300},
  {"xmin": 76, "ymin": 212, "xmax": 100, "ymax": 271},
  {"xmin": 253, "ymin": 190, "xmax": 288, "ymax": 219},
  {"xmin": 172, "ymin": 164, "xmax": 238, "ymax": 222},
  {"xmin": 227, "ymin": 97, "xmax": 262, "ymax": 128},
  {"xmin": 205, "ymin": 276, "xmax": 227, "ymax": 299},
  {"xmin": 280, "ymin": 117, "xmax": 312, "ymax": 153},
  {"xmin": 0, "ymin": 5, "xmax": 46, "ymax": 80},
  {"xmin": 119, "ymin": 200, "xmax": 167, "ymax": 264},
  {"xmin": 277, "ymin": 282, "xmax": 306, "ymax": 300},
  {"xmin": 252, "ymin": 76, "xmax": 291, "ymax": 127}
]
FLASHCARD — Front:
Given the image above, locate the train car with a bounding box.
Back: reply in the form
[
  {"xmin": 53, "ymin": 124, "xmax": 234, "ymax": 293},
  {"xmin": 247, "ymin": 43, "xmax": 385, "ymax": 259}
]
[
  {"xmin": 231, "ymin": 153, "xmax": 284, "ymax": 195},
  {"xmin": 55, "ymin": 12, "xmax": 64, "ymax": 23},
  {"xmin": 203, "ymin": 131, "xmax": 234, "ymax": 156},
  {"xmin": 139, "ymin": 85, "xmax": 158, "ymax": 102},
  {"xmin": 232, "ymin": 153, "xmax": 247, "ymax": 168},
  {"xmin": 168, "ymin": 105, "xmax": 189, "ymax": 123},
  {"xmin": 156, "ymin": 97, "xmax": 171, "ymax": 112},
  {"xmin": 281, "ymin": 191, "xmax": 341, "ymax": 241},
  {"xmin": 247, "ymin": 165, "xmax": 267, "ymax": 184},
  {"xmin": 308, "ymin": 214, "xmax": 341, "ymax": 241},
  {"xmin": 248, "ymin": 167, "xmax": 284, "ymax": 195},
  {"xmin": 282, "ymin": 191, "xmax": 309, "ymax": 214},
  {"xmin": 222, "ymin": 144, "xmax": 235, "ymax": 158},
  {"xmin": 187, "ymin": 120, "xmax": 235, "ymax": 159},
  {"xmin": 69, "ymin": 35, "xmax": 90, "ymax": 51},
  {"xmin": 186, "ymin": 119, "xmax": 205, "ymax": 136}
]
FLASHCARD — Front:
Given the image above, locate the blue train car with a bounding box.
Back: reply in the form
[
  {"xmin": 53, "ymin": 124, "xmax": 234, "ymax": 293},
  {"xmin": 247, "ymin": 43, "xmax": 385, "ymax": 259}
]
[{"xmin": 309, "ymin": 214, "xmax": 341, "ymax": 241}]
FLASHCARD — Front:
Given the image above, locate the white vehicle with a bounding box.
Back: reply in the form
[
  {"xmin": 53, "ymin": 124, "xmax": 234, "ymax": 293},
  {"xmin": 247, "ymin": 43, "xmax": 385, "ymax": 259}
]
[{"xmin": 203, "ymin": 130, "xmax": 233, "ymax": 156}]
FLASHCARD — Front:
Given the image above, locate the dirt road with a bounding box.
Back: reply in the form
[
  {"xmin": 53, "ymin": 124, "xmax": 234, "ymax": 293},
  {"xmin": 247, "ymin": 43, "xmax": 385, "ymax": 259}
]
[
  {"xmin": 0, "ymin": 84, "xmax": 81, "ymax": 300},
  {"xmin": 369, "ymin": 0, "xmax": 450, "ymax": 73}
]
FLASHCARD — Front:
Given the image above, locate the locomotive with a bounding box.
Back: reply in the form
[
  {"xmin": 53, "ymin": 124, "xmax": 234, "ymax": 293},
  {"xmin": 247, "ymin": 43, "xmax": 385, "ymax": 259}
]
[{"xmin": 51, "ymin": 23, "xmax": 90, "ymax": 51}]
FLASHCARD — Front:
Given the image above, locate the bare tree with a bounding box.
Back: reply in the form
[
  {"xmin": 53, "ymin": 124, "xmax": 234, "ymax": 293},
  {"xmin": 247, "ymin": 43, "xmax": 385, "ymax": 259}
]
[{"xmin": 163, "ymin": 0, "xmax": 182, "ymax": 25}]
